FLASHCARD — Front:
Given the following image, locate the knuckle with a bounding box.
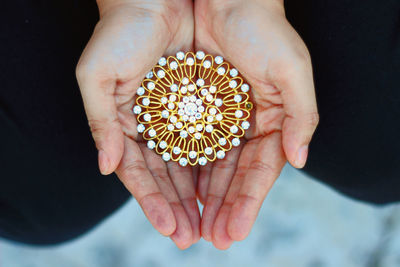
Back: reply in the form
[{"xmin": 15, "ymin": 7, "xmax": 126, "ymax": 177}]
[
  {"xmin": 122, "ymin": 160, "xmax": 148, "ymax": 179},
  {"xmin": 248, "ymin": 159, "xmax": 277, "ymax": 176},
  {"xmin": 305, "ymin": 111, "xmax": 320, "ymax": 128}
]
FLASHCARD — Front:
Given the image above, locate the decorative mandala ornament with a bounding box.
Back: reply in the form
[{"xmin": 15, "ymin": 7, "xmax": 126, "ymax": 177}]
[{"xmin": 133, "ymin": 51, "xmax": 253, "ymax": 166}]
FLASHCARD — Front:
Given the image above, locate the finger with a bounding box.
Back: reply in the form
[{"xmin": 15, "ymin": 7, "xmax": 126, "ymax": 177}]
[
  {"xmin": 227, "ymin": 132, "xmax": 286, "ymax": 241},
  {"xmin": 201, "ymin": 146, "xmax": 242, "ymax": 242},
  {"xmin": 116, "ymin": 137, "xmax": 176, "ymax": 236},
  {"xmin": 140, "ymin": 144, "xmax": 193, "ymax": 249},
  {"xmin": 211, "ymin": 141, "xmax": 257, "ymax": 248},
  {"xmin": 197, "ymin": 163, "xmax": 213, "ymax": 205},
  {"xmin": 167, "ymin": 162, "xmax": 201, "ymax": 244},
  {"xmin": 76, "ymin": 63, "xmax": 124, "ymax": 175},
  {"xmin": 271, "ymin": 54, "xmax": 319, "ymax": 168}
]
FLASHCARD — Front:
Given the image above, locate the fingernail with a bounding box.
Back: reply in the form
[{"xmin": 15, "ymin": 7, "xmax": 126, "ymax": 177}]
[
  {"xmin": 295, "ymin": 145, "xmax": 308, "ymax": 168},
  {"xmin": 98, "ymin": 149, "xmax": 110, "ymax": 175}
]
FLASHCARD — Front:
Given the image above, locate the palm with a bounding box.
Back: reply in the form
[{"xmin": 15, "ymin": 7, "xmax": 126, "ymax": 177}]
[
  {"xmin": 193, "ymin": 0, "xmax": 314, "ymax": 249},
  {"xmin": 77, "ymin": 1, "xmax": 200, "ymax": 249}
]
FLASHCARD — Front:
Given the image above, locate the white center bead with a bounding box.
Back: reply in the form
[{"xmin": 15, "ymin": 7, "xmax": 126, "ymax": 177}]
[{"xmin": 184, "ymin": 103, "xmax": 198, "ymax": 116}]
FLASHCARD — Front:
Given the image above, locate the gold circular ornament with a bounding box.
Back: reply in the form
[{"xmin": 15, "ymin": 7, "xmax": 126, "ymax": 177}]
[{"xmin": 133, "ymin": 51, "xmax": 253, "ymax": 167}]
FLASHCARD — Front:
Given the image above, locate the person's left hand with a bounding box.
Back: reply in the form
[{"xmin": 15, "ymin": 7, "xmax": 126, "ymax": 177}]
[{"xmin": 194, "ymin": 0, "xmax": 319, "ymax": 249}]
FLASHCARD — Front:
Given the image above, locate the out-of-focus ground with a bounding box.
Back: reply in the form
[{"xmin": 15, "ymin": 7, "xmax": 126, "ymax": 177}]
[{"xmin": 1, "ymin": 165, "xmax": 400, "ymax": 267}]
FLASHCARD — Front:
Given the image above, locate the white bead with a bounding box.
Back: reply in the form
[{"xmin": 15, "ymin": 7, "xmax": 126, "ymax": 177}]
[
  {"xmin": 205, "ymin": 124, "xmax": 214, "ymax": 133},
  {"xmin": 146, "ymin": 71, "xmax": 153, "ymax": 79},
  {"xmin": 204, "ymin": 147, "xmax": 213, "ymax": 155},
  {"xmin": 235, "ymin": 110, "xmax": 243, "ymax": 118},
  {"xmin": 133, "ymin": 105, "xmax": 141, "ymax": 114},
  {"xmin": 168, "ymin": 102, "xmax": 175, "ymax": 110},
  {"xmin": 149, "ymin": 129, "xmax": 156, "ymax": 137},
  {"xmin": 157, "ymin": 70, "xmax": 165, "ymax": 78},
  {"xmin": 198, "ymin": 157, "xmax": 207, "ymax": 166},
  {"xmin": 229, "ymin": 80, "xmax": 238, "ymax": 88},
  {"xmin": 219, "ymin": 138, "xmax": 227, "ymax": 146},
  {"xmin": 178, "ymin": 102, "xmax": 185, "ymax": 109},
  {"xmin": 206, "ymin": 94, "xmax": 213, "ymax": 102},
  {"xmin": 161, "ymin": 97, "xmax": 168, "ymax": 104},
  {"xmin": 189, "ymin": 95, "xmax": 196, "ymax": 102},
  {"xmin": 159, "ymin": 140, "xmax": 167, "ymax": 149},
  {"xmin": 216, "ymin": 150, "xmax": 226, "ymax": 159},
  {"xmin": 195, "ymin": 98, "xmax": 202, "ymax": 106},
  {"xmin": 180, "ymin": 130, "xmax": 188, "ymax": 138},
  {"xmin": 182, "ymin": 115, "xmax": 189, "ymax": 121},
  {"xmin": 173, "ymin": 146, "xmax": 181, "ymax": 154},
  {"xmin": 197, "ymin": 106, "xmax": 205, "ymax": 113},
  {"xmin": 178, "ymin": 109, "xmax": 185, "ymax": 116},
  {"xmin": 196, "ymin": 51, "xmax": 205, "ymax": 60},
  {"xmin": 143, "ymin": 113, "xmax": 152, "ymax": 122},
  {"xmin": 147, "ymin": 140, "xmax": 156, "ymax": 150},
  {"xmin": 158, "ymin": 57, "xmax": 167, "ymax": 66},
  {"xmin": 180, "ymin": 86, "xmax": 187, "ymax": 94},
  {"xmin": 234, "ymin": 95, "xmax": 242, "ymax": 103},
  {"xmin": 189, "ymin": 116, "xmax": 196, "ymax": 123},
  {"xmin": 137, "ymin": 87, "xmax": 145, "ymax": 96},
  {"xmin": 241, "ymin": 121, "xmax": 250, "ymax": 130},
  {"xmin": 230, "ymin": 68, "xmax": 238, "ymax": 77},
  {"xmin": 209, "ymin": 86, "xmax": 217, "ymax": 94},
  {"xmin": 232, "ymin": 138, "xmax": 240, "ymax": 147},
  {"xmin": 147, "ymin": 82, "xmax": 155, "ymax": 90},
  {"xmin": 169, "ymin": 95, "xmax": 177, "ymax": 102},
  {"xmin": 183, "ymin": 96, "xmax": 189, "ymax": 103},
  {"xmin": 215, "ymin": 98, "xmax": 223, "ymax": 107},
  {"xmin": 241, "ymin": 83, "xmax": 249, "ymax": 93},
  {"xmin": 179, "ymin": 158, "xmax": 188, "ymax": 167},
  {"xmin": 182, "ymin": 77, "xmax": 189, "ymax": 85},
  {"xmin": 170, "ymin": 61, "xmax": 178, "ymax": 70},
  {"xmin": 215, "ymin": 56, "xmax": 224, "ymax": 64},
  {"xmin": 209, "ymin": 107, "xmax": 217, "ymax": 115},
  {"xmin": 195, "ymin": 112, "xmax": 202, "ymax": 119},
  {"xmin": 162, "ymin": 152, "xmax": 171, "ymax": 162},
  {"xmin": 201, "ymin": 89, "xmax": 208, "ymax": 96},
  {"xmin": 184, "ymin": 103, "xmax": 198, "ymax": 116},
  {"xmin": 196, "ymin": 79, "xmax": 205, "ymax": 87},
  {"xmin": 189, "ymin": 151, "xmax": 197, "ymax": 159},
  {"xmin": 186, "ymin": 57, "xmax": 195, "ymax": 66},
  {"xmin": 230, "ymin": 125, "xmax": 239, "ymax": 134},
  {"xmin": 167, "ymin": 124, "xmax": 174, "ymax": 131},
  {"xmin": 196, "ymin": 124, "xmax": 203, "ymax": 131},
  {"xmin": 188, "ymin": 126, "xmax": 195, "ymax": 133},
  {"xmin": 170, "ymin": 84, "xmax": 178, "ymax": 92},
  {"xmin": 137, "ymin": 124, "xmax": 145, "ymax": 133},
  {"xmin": 142, "ymin": 97, "xmax": 150, "ymax": 106},
  {"xmin": 188, "ymin": 84, "xmax": 196, "ymax": 92},
  {"xmin": 203, "ymin": 60, "xmax": 211, "ymax": 68},
  {"xmin": 207, "ymin": 116, "xmax": 214, "ymax": 123},
  {"xmin": 194, "ymin": 132, "xmax": 202, "ymax": 140},
  {"xmin": 170, "ymin": 116, "xmax": 177, "ymax": 123},
  {"xmin": 216, "ymin": 114, "xmax": 223, "ymax": 121},
  {"xmin": 217, "ymin": 67, "xmax": 226, "ymax": 75},
  {"xmin": 176, "ymin": 51, "xmax": 185, "ymax": 60},
  {"xmin": 175, "ymin": 122, "xmax": 183, "ymax": 129}
]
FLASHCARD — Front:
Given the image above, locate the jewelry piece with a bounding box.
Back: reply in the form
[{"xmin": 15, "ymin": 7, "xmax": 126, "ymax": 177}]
[{"xmin": 133, "ymin": 51, "xmax": 253, "ymax": 166}]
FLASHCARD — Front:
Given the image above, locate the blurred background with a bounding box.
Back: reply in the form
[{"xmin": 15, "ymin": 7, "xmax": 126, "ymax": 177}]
[{"xmin": 1, "ymin": 165, "xmax": 400, "ymax": 267}]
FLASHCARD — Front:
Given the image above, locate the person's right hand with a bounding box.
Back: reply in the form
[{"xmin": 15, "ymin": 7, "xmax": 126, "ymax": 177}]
[{"xmin": 76, "ymin": 0, "xmax": 200, "ymax": 249}]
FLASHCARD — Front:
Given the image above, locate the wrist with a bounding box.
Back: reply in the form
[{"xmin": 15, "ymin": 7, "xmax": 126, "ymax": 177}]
[{"xmin": 96, "ymin": 0, "xmax": 183, "ymax": 18}]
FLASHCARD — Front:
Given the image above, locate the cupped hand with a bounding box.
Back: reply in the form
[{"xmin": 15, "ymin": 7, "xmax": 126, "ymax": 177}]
[
  {"xmin": 76, "ymin": 0, "xmax": 200, "ymax": 249},
  {"xmin": 194, "ymin": 0, "xmax": 319, "ymax": 249}
]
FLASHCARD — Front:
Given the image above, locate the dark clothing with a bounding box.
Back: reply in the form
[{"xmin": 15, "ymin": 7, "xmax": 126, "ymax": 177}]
[{"xmin": 1, "ymin": 0, "xmax": 399, "ymax": 245}]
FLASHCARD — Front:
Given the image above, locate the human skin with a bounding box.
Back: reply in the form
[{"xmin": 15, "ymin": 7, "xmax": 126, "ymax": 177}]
[
  {"xmin": 76, "ymin": 0, "xmax": 318, "ymax": 250},
  {"xmin": 194, "ymin": 0, "xmax": 319, "ymax": 249},
  {"xmin": 76, "ymin": 0, "xmax": 200, "ymax": 249}
]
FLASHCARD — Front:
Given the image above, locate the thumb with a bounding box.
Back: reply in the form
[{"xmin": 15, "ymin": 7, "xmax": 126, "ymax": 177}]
[
  {"xmin": 76, "ymin": 66, "xmax": 124, "ymax": 175},
  {"xmin": 273, "ymin": 57, "xmax": 319, "ymax": 169}
]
